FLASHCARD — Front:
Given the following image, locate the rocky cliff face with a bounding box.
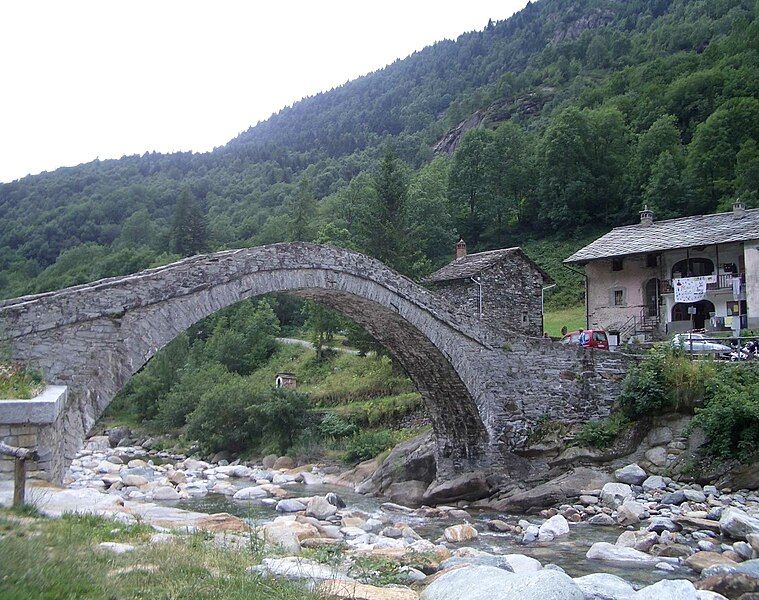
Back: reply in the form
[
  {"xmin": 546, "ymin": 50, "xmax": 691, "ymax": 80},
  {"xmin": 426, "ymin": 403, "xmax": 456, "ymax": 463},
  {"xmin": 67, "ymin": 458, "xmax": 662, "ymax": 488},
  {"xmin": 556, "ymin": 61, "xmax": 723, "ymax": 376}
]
[{"xmin": 432, "ymin": 88, "xmax": 555, "ymax": 155}]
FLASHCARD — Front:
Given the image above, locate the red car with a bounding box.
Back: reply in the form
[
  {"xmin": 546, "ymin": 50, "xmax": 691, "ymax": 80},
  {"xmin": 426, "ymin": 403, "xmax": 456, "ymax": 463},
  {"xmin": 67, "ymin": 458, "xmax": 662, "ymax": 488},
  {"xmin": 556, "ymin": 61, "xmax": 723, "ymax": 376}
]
[{"xmin": 561, "ymin": 329, "xmax": 609, "ymax": 350}]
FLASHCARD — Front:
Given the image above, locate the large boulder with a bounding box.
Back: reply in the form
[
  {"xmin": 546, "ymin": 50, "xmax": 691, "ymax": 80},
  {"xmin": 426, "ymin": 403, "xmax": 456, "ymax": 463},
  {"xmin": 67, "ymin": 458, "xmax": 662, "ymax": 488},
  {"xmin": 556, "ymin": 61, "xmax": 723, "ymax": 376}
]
[
  {"xmin": 232, "ymin": 486, "xmax": 269, "ymax": 500},
  {"xmin": 635, "ymin": 579, "xmax": 698, "ymax": 599},
  {"xmin": 491, "ymin": 468, "xmax": 613, "ymax": 512},
  {"xmin": 318, "ymin": 579, "xmax": 418, "ymax": 600},
  {"xmin": 423, "ymin": 472, "xmax": 491, "ymax": 505},
  {"xmin": 387, "ymin": 480, "xmax": 428, "ymax": 508},
  {"xmin": 572, "ymin": 573, "xmax": 636, "ymax": 600},
  {"xmin": 538, "ymin": 515, "xmax": 569, "ymax": 542},
  {"xmin": 106, "ymin": 426, "xmax": 132, "ymax": 447},
  {"xmin": 720, "ymin": 508, "xmax": 759, "ymax": 541},
  {"xmin": 586, "ymin": 542, "xmax": 663, "ymax": 567},
  {"xmin": 420, "ymin": 565, "xmax": 583, "ymax": 600},
  {"xmin": 306, "ymin": 496, "xmax": 338, "ymax": 520},
  {"xmin": 616, "ymin": 501, "xmax": 646, "ymax": 526},
  {"xmin": 599, "ymin": 483, "xmax": 633, "ymax": 508},
  {"xmin": 684, "ymin": 551, "xmax": 738, "ymax": 573},
  {"xmin": 262, "ymin": 520, "xmax": 320, "ymax": 553},
  {"xmin": 695, "ymin": 572, "xmax": 759, "ymax": 598},
  {"xmin": 356, "ymin": 432, "xmax": 436, "ymax": 496},
  {"xmin": 443, "ymin": 524, "xmax": 478, "ymax": 543},
  {"xmin": 614, "ymin": 464, "xmax": 647, "ymax": 485}
]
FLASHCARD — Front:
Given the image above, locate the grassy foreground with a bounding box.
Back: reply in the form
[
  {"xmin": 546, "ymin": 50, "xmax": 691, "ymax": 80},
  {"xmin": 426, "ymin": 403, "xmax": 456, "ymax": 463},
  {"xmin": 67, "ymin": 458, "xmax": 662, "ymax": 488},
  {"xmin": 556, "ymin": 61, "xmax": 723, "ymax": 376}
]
[{"xmin": 0, "ymin": 509, "xmax": 319, "ymax": 600}]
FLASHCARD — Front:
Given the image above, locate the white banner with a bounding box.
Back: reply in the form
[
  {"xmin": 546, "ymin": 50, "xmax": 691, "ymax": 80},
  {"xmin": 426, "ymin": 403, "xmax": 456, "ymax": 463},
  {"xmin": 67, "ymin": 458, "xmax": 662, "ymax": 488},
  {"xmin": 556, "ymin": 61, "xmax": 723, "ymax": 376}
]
[{"xmin": 674, "ymin": 276, "xmax": 708, "ymax": 303}]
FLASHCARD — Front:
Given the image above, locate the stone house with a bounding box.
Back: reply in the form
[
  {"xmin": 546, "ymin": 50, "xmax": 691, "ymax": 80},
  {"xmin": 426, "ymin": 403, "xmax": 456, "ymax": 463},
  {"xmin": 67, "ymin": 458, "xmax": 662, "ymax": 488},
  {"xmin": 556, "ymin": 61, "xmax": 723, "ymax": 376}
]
[
  {"xmin": 424, "ymin": 240, "xmax": 553, "ymax": 337},
  {"xmin": 564, "ymin": 202, "xmax": 759, "ymax": 338}
]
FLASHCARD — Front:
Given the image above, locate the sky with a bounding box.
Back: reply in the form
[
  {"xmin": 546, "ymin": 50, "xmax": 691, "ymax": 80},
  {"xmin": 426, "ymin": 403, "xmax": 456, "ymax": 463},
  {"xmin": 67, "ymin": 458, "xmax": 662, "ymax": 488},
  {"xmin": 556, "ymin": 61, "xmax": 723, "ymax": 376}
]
[{"xmin": 0, "ymin": 1, "xmax": 528, "ymax": 183}]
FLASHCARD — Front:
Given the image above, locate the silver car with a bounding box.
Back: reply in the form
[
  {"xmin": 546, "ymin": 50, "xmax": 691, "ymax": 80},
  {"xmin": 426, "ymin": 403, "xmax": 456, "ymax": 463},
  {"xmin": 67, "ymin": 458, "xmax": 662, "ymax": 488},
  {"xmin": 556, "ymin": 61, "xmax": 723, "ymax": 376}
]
[{"xmin": 671, "ymin": 333, "xmax": 731, "ymax": 355}]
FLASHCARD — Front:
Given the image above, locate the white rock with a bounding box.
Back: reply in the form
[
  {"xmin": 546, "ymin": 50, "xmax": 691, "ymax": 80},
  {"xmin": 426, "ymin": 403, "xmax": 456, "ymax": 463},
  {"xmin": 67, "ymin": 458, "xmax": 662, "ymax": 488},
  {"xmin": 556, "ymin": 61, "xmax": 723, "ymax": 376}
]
[
  {"xmin": 152, "ymin": 486, "xmax": 180, "ymax": 501},
  {"xmin": 586, "ymin": 542, "xmax": 663, "ymax": 567},
  {"xmin": 420, "ymin": 565, "xmax": 582, "ymax": 600},
  {"xmin": 600, "ymin": 483, "xmax": 633, "ymax": 508},
  {"xmin": 573, "ymin": 573, "xmax": 636, "ymax": 600},
  {"xmin": 97, "ymin": 542, "xmax": 135, "ymax": 554},
  {"xmin": 502, "ymin": 554, "xmax": 542, "ymax": 573},
  {"xmin": 276, "ymin": 499, "xmax": 306, "ymax": 513},
  {"xmin": 538, "ymin": 515, "xmax": 569, "ymax": 541},
  {"xmin": 233, "ymin": 486, "xmax": 269, "ymax": 500},
  {"xmin": 720, "ymin": 507, "xmax": 759, "ymax": 540},
  {"xmin": 635, "ymin": 579, "xmax": 698, "ymax": 599},
  {"xmin": 252, "ymin": 556, "xmax": 348, "ymax": 583},
  {"xmin": 642, "ymin": 475, "xmax": 666, "ymax": 491},
  {"xmin": 444, "ymin": 524, "xmax": 478, "ymax": 543}
]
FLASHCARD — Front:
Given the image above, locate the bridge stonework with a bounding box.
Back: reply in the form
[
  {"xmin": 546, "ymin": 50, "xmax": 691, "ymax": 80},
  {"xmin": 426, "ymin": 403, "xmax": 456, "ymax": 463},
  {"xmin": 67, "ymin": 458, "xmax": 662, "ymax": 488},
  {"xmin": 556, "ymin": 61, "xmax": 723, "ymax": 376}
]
[{"xmin": 0, "ymin": 243, "xmax": 629, "ymax": 483}]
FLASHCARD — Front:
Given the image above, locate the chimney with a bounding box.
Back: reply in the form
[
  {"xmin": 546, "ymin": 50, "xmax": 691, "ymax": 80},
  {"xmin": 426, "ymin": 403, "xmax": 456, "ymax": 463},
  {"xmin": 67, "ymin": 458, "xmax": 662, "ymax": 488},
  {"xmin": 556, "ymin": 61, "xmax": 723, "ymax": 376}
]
[
  {"xmin": 456, "ymin": 238, "xmax": 467, "ymax": 259},
  {"xmin": 733, "ymin": 201, "xmax": 746, "ymax": 219},
  {"xmin": 639, "ymin": 205, "xmax": 654, "ymax": 226}
]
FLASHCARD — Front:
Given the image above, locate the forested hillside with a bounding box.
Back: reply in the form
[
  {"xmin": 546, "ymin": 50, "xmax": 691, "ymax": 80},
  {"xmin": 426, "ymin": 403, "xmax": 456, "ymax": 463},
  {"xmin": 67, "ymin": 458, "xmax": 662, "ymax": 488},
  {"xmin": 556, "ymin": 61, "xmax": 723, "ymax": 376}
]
[{"xmin": 0, "ymin": 0, "xmax": 756, "ymax": 303}]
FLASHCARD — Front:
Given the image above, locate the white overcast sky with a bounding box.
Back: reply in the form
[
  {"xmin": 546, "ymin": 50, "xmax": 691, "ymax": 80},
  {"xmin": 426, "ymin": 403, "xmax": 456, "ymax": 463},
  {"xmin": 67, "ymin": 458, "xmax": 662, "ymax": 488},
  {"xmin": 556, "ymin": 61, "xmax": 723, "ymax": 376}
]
[{"xmin": 0, "ymin": 1, "xmax": 527, "ymax": 183}]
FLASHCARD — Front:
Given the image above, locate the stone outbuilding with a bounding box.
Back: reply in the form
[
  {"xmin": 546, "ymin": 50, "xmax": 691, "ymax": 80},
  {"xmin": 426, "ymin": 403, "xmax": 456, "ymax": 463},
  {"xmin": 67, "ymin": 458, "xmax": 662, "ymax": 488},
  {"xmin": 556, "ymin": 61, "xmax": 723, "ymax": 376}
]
[
  {"xmin": 275, "ymin": 372, "xmax": 297, "ymax": 390},
  {"xmin": 424, "ymin": 240, "xmax": 552, "ymax": 337}
]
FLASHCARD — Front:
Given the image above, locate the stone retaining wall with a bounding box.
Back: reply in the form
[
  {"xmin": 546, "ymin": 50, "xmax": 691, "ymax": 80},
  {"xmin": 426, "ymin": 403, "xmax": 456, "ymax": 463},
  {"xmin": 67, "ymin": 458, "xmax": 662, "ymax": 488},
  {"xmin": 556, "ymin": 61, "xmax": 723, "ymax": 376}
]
[{"xmin": 0, "ymin": 386, "xmax": 67, "ymax": 482}]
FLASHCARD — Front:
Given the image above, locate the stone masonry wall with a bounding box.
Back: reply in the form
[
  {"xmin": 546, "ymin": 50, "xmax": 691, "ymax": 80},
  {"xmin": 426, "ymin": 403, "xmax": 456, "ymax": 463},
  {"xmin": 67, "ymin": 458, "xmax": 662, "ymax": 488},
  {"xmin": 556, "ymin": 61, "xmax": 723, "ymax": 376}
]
[
  {"xmin": 431, "ymin": 253, "xmax": 546, "ymax": 337},
  {"xmin": 0, "ymin": 243, "xmax": 630, "ymax": 483}
]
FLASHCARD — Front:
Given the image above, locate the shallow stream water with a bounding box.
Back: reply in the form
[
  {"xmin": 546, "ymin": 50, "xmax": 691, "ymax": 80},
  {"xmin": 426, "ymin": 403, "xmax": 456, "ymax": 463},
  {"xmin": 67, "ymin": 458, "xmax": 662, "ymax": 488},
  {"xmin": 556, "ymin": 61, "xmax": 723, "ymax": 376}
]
[{"xmin": 171, "ymin": 482, "xmax": 696, "ymax": 587}]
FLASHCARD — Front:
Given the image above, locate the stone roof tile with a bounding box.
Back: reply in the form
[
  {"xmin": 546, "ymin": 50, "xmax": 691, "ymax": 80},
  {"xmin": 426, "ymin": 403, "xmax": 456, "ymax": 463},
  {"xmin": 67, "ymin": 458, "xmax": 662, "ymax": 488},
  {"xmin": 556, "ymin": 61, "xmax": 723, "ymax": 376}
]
[
  {"xmin": 564, "ymin": 208, "xmax": 759, "ymax": 264},
  {"xmin": 425, "ymin": 247, "xmax": 551, "ymax": 283}
]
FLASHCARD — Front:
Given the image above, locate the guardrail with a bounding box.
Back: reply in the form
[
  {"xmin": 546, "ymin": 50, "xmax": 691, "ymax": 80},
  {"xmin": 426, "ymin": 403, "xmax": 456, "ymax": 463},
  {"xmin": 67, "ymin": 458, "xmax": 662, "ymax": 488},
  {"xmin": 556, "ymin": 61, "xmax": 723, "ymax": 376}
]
[{"xmin": 671, "ymin": 335, "xmax": 759, "ymax": 360}]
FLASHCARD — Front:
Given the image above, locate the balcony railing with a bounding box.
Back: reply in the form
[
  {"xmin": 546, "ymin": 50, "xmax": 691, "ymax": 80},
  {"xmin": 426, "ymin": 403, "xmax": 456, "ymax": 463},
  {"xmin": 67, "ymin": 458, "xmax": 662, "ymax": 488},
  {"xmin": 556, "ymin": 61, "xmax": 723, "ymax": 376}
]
[{"xmin": 660, "ymin": 273, "xmax": 742, "ymax": 294}]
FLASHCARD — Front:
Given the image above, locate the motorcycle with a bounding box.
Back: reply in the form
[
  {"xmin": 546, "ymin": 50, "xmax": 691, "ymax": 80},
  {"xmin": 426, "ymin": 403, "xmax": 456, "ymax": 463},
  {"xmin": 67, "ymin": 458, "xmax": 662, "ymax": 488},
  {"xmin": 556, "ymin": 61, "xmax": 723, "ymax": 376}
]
[{"xmin": 729, "ymin": 340, "xmax": 759, "ymax": 361}]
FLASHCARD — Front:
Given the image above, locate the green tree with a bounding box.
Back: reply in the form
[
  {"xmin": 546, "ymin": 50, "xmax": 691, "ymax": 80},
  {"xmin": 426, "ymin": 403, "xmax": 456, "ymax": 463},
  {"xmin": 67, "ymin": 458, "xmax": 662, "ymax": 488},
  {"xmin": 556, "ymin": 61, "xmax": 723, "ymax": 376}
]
[
  {"xmin": 734, "ymin": 138, "xmax": 759, "ymax": 205},
  {"xmin": 170, "ymin": 188, "xmax": 208, "ymax": 257},
  {"xmin": 302, "ymin": 301, "xmax": 344, "ymax": 361},
  {"xmin": 285, "ymin": 176, "xmax": 317, "ymax": 242},
  {"xmin": 448, "ymin": 128, "xmax": 495, "ymax": 247},
  {"xmin": 643, "ymin": 151, "xmax": 688, "ymax": 218}
]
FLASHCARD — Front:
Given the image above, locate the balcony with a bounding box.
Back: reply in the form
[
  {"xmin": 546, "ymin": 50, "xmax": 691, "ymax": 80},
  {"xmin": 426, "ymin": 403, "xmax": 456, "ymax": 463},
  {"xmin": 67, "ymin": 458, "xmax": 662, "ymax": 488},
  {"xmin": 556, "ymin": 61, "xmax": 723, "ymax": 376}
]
[{"xmin": 660, "ymin": 273, "xmax": 742, "ymax": 294}]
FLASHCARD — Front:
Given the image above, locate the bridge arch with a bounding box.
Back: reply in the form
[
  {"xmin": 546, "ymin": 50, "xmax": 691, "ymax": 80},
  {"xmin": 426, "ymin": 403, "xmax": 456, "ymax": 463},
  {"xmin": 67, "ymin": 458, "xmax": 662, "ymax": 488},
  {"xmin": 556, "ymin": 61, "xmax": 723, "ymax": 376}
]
[{"xmin": 1, "ymin": 243, "xmax": 503, "ymax": 479}]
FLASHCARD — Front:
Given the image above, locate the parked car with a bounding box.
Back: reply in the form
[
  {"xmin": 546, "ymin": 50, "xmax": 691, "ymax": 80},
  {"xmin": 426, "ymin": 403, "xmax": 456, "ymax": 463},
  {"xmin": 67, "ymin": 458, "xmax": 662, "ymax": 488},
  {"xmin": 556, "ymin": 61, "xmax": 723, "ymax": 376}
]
[
  {"xmin": 671, "ymin": 333, "xmax": 731, "ymax": 356},
  {"xmin": 561, "ymin": 329, "xmax": 609, "ymax": 350}
]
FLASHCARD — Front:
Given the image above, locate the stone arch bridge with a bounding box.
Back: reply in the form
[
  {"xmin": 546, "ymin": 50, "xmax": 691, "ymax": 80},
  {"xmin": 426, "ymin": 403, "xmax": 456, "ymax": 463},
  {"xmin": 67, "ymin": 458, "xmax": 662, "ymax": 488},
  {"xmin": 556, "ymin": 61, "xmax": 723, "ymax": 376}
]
[{"xmin": 0, "ymin": 243, "xmax": 628, "ymax": 483}]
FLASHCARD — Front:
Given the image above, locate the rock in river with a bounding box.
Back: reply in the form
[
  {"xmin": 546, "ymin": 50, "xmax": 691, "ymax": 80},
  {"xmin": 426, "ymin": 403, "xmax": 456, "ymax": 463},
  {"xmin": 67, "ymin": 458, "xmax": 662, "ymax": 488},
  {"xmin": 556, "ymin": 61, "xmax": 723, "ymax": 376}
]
[
  {"xmin": 443, "ymin": 524, "xmax": 478, "ymax": 543},
  {"xmin": 420, "ymin": 565, "xmax": 583, "ymax": 600},
  {"xmin": 614, "ymin": 464, "xmax": 647, "ymax": 486},
  {"xmin": 720, "ymin": 507, "xmax": 759, "ymax": 541}
]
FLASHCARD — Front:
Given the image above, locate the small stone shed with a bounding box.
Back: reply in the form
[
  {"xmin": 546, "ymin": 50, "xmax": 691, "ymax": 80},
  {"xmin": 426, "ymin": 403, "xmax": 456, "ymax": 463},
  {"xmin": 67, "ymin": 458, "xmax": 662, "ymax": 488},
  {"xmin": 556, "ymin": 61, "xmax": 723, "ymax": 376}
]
[{"xmin": 424, "ymin": 240, "xmax": 552, "ymax": 337}]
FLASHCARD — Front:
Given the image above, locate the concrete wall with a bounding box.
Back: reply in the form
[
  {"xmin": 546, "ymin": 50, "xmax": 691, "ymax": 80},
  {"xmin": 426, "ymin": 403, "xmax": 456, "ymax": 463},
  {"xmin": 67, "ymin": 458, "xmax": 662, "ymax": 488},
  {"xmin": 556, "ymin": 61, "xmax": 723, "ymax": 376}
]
[
  {"xmin": 0, "ymin": 243, "xmax": 630, "ymax": 483},
  {"xmin": 431, "ymin": 253, "xmax": 546, "ymax": 337}
]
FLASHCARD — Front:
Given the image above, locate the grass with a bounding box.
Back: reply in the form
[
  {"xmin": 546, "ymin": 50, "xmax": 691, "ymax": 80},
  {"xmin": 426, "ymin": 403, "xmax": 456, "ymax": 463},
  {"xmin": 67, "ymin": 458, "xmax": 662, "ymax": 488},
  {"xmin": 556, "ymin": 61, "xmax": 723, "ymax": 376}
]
[
  {"xmin": 0, "ymin": 362, "xmax": 44, "ymax": 400},
  {"xmin": 0, "ymin": 510, "xmax": 321, "ymax": 600},
  {"xmin": 543, "ymin": 305, "xmax": 585, "ymax": 338}
]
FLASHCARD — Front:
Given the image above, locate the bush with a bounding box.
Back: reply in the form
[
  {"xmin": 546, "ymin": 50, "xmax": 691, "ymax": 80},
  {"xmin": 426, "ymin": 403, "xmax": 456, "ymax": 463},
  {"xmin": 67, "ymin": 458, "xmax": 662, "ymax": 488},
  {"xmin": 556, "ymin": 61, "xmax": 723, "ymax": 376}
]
[
  {"xmin": 691, "ymin": 365, "xmax": 759, "ymax": 462},
  {"xmin": 619, "ymin": 346, "xmax": 715, "ymax": 419},
  {"xmin": 249, "ymin": 388, "xmax": 314, "ymax": 455},
  {"xmin": 156, "ymin": 362, "xmax": 231, "ymax": 428},
  {"xmin": 343, "ymin": 430, "xmax": 398, "ymax": 464},
  {"xmin": 318, "ymin": 413, "xmax": 357, "ymax": 438},
  {"xmin": 576, "ymin": 413, "xmax": 630, "ymax": 449},
  {"xmin": 186, "ymin": 376, "xmax": 259, "ymax": 454}
]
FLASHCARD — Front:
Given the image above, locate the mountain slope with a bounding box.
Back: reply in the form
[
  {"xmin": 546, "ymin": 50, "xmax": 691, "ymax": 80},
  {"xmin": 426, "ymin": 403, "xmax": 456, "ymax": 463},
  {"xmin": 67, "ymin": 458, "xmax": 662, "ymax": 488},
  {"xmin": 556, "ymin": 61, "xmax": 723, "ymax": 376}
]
[{"xmin": 0, "ymin": 0, "xmax": 756, "ymax": 300}]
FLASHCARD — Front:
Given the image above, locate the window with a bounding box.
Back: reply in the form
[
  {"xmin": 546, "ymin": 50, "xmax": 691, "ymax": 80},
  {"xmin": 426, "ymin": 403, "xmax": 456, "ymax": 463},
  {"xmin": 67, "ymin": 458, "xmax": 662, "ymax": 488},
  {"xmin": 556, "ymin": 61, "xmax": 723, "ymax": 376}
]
[
  {"xmin": 672, "ymin": 258, "xmax": 714, "ymax": 279},
  {"xmin": 726, "ymin": 301, "xmax": 740, "ymax": 316},
  {"xmin": 612, "ymin": 258, "xmax": 624, "ymax": 271},
  {"xmin": 646, "ymin": 253, "xmax": 658, "ymax": 268},
  {"xmin": 613, "ymin": 289, "xmax": 625, "ymax": 306}
]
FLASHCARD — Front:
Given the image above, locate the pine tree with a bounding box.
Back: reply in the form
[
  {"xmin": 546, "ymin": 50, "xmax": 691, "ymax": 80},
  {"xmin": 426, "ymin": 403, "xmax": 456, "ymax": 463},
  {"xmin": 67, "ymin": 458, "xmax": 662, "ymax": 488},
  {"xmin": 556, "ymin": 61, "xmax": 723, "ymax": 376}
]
[{"xmin": 170, "ymin": 188, "xmax": 208, "ymax": 257}]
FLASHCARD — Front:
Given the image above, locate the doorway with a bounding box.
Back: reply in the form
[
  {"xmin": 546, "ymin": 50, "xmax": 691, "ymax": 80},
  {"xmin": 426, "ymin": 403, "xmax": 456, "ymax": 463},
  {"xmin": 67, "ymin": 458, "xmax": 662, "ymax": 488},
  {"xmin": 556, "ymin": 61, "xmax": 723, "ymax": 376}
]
[{"xmin": 671, "ymin": 300, "xmax": 715, "ymax": 330}]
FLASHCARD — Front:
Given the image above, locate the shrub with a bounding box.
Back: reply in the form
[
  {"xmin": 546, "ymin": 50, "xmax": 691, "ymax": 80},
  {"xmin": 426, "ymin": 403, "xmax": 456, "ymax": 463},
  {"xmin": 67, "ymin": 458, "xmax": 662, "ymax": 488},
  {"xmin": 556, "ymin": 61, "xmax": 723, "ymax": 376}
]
[
  {"xmin": 691, "ymin": 365, "xmax": 759, "ymax": 462},
  {"xmin": 619, "ymin": 346, "xmax": 715, "ymax": 419},
  {"xmin": 576, "ymin": 412, "xmax": 630, "ymax": 449},
  {"xmin": 318, "ymin": 412, "xmax": 357, "ymax": 438},
  {"xmin": 249, "ymin": 388, "xmax": 314, "ymax": 455},
  {"xmin": 343, "ymin": 430, "xmax": 399, "ymax": 464},
  {"xmin": 0, "ymin": 363, "xmax": 44, "ymax": 399},
  {"xmin": 186, "ymin": 376, "xmax": 259, "ymax": 454},
  {"xmin": 156, "ymin": 362, "xmax": 231, "ymax": 428}
]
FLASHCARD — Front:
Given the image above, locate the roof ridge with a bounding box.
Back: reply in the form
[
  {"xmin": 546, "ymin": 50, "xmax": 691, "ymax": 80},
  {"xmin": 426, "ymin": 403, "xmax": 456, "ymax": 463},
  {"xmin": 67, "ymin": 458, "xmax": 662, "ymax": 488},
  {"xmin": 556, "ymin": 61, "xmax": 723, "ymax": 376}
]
[{"xmin": 608, "ymin": 207, "xmax": 759, "ymax": 231}]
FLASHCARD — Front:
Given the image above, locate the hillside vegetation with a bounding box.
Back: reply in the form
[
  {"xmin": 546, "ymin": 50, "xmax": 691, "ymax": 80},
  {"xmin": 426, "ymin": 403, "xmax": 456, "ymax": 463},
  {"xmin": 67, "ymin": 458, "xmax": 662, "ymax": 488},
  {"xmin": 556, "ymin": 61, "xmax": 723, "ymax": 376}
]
[{"xmin": 0, "ymin": 0, "xmax": 756, "ymax": 305}]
